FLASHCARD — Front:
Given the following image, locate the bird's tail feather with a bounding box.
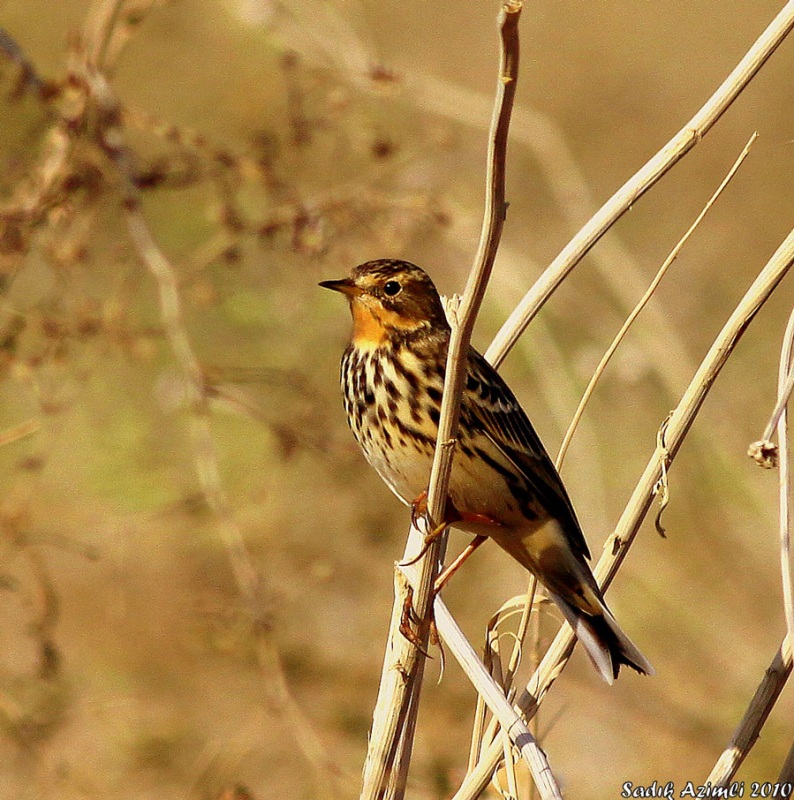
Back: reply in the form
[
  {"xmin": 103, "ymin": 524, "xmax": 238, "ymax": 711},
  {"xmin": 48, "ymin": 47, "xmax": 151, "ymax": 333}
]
[{"xmin": 549, "ymin": 592, "xmax": 655, "ymax": 685}]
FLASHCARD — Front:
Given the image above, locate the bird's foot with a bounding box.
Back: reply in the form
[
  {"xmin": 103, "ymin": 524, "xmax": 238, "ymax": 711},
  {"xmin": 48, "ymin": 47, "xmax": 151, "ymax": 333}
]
[
  {"xmin": 398, "ymin": 584, "xmax": 444, "ymax": 671},
  {"xmin": 409, "ymin": 490, "xmax": 429, "ymax": 528},
  {"xmin": 398, "ymin": 584, "xmax": 435, "ymax": 658},
  {"xmin": 399, "ymin": 492, "xmax": 449, "ymax": 568}
]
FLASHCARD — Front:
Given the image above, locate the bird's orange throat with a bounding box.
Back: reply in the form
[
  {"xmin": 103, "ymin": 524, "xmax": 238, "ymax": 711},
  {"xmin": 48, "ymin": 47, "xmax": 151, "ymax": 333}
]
[
  {"xmin": 349, "ymin": 297, "xmax": 422, "ymax": 349},
  {"xmin": 349, "ymin": 301, "xmax": 388, "ymax": 347}
]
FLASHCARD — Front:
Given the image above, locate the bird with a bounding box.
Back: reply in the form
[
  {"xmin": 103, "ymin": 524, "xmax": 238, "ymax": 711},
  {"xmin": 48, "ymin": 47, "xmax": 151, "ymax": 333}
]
[{"xmin": 320, "ymin": 258, "xmax": 653, "ymax": 683}]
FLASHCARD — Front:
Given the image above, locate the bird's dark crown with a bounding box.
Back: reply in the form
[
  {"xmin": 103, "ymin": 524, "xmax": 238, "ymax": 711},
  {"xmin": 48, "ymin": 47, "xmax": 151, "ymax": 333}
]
[{"xmin": 321, "ymin": 259, "xmax": 450, "ymax": 334}]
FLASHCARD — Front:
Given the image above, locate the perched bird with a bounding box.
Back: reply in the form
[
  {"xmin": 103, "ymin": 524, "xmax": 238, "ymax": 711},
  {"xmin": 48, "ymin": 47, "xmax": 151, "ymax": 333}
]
[{"xmin": 320, "ymin": 259, "xmax": 653, "ymax": 683}]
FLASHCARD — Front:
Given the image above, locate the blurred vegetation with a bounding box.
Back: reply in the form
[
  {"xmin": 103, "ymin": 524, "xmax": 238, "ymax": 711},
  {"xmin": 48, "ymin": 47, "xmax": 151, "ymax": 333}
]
[{"xmin": 0, "ymin": 0, "xmax": 792, "ymax": 798}]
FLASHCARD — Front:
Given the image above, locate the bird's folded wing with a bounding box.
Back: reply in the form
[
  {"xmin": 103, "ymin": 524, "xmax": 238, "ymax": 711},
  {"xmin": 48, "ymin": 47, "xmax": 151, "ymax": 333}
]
[{"xmin": 465, "ymin": 348, "xmax": 591, "ymax": 562}]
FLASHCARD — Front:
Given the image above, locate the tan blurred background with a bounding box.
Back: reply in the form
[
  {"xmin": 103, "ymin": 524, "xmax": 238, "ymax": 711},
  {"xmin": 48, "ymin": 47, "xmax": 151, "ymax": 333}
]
[{"xmin": 0, "ymin": 0, "xmax": 793, "ymax": 797}]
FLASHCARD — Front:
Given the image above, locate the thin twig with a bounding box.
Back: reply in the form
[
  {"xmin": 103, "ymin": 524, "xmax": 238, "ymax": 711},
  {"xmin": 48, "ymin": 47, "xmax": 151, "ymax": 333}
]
[
  {"xmin": 527, "ymin": 586, "xmax": 542, "ymax": 800},
  {"xmin": 399, "ymin": 0, "xmax": 522, "ymax": 787},
  {"xmin": 85, "ymin": 0, "xmax": 126, "ymax": 69},
  {"xmin": 485, "ymin": 0, "xmax": 794, "ymax": 368},
  {"xmin": 125, "ymin": 129, "xmax": 344, "ymax": 800},
  {"xmin": 705, "ymin": 635, "xmax": 792, "ymax": 785},
  {"xmin": 454, "ymin": 223, "xmax": 794, "ymax": 800},
  {"xmin": 0, "ymin": 28, "xmax": 52, "ymax": 95},
  {"xmin": 556, "ymin": 132, "xmax": 758, "ymax": 468},
  {"xmin": 750, "ymin": 368, "xmax": 794, "ymax": 466},
  {"xmin": 0, "ymin": 419, "xmax": 41, "ymax": 447},
  {"xmin": 433, "ymin": 595, "xmax": 562, "ymax": 800},
  {"xmin": 777, "ymin": 308, "xmax": 794, "ymax": 652},
  {"xmin": 425, "ymin": 0, "xmax": 520, "ymax": 525},
  {"xmin": 71, "ymin": 6, "xmax": 342, "ymax": 793},
  {"xmin": 0, "ymin": 123, "xmax": 72, "ymax": 219},
  {"xmin": 476, "ymin": 584, "xmax": 542, "ymax": 796},
  {"xmin": 80, "ymin": 9, "xmax": 264, "ymax": 605},
  {"xmin": 359, "ymin": 5, "xmax": 524, "ymax": 799},
  {"xmin": 778, "ymin": 739, "xmax": 794, "ymax": 787},
  {"xmin": 405, "ymin": 71, "xmax": 696, "ymax": 399},
  {"xmin": 503, "ymin": 578, "xmax": 538, "ymax": 694},
  {"xmin": 468, "ymin": 693, "xmax": 488, "ymax": 774}
]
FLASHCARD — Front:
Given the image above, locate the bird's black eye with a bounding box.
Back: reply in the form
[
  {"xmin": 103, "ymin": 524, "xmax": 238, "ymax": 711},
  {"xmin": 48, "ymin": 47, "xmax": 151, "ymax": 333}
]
[{"xmin": 383, "ymin": 280, "xmax": 402, "ymax": 297}]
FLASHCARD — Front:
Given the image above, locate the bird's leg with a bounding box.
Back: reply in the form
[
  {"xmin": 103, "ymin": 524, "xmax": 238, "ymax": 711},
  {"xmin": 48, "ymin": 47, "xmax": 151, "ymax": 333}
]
[
  {"xmin": 399, "ymin": 491, "xmax": 451, "ymax": 568},
  {"xmin": 398, "ymin": 534, "xmax": 488, "ymax": 657},
  {"xmin": 398, "ymin": 499, "xmax": 489, "ymax": 655},
  {"xmin": 433, "ymin": 534, "xmax": 488, "ymax": 594},
  {"xmin": 398, "ymin": 585, "xmax": 445, "ymax": 665},
  {"xmin": 398, "ymin": 521, "xmax": 448, "ymax": 568},
  {"xmin": 398, "ymin": 584, "xmax": 432, "ymax": 658},
  {"xmin": 409, "ymin": 490, "xmax": 428, "ymax": 528}
]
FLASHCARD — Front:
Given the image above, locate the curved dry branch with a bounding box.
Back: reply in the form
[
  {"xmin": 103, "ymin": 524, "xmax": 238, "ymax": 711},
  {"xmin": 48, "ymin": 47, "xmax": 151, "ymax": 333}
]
[
  {"xmin": 778, "ymin": 309, "xmax": 794, "ymax": 650},
  {"xmin": 485, "ymin": 0, "xmax": 794, "ymax": 368},
  {"xmin": 432, "ymin": 595, "xmax": 562, "ymax": 800},
  {"xmin": 358, "ymin": 5, "xmax": 563, "ymax": 799},
  {"xmin": 71, "ymin": 5, "xmax": 342, "ymax": 796},
  {"xmin": 556, "ymin": 132, "xmax": 757, "ymax": 469},
  {"xmin": 706, "ymin": 635, "xmax": 792, "ymax": 785},
  {"xmin": 454, "ymin": 223, "xmax": 794, "ymax": 800}
]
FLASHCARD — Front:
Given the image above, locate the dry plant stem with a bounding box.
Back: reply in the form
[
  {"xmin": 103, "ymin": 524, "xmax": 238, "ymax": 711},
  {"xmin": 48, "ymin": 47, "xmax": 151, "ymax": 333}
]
[
  {"xmin": 407, "ymin": 72, "xmax": 693, "ymax": 394},
  {"xmin": 504, "ymin": 578, "xmax": 537, "ymax": 692},
  {"xmin": 255, "ymin": 0, "xmax": 783, "ymax": 420},
  {"xmin": 778, "ymin": 308, "xmax": 794, "ymax": 650},
  {"xmin": 527, "ymin": 595, "xmax": 542, "ymax": 800},
  {"xmin": 556, "ymin": 132, "xmax": 758, "ymax": 469},
  {"xmin": 485, "ymin": 0, "xmax": 794, "ymax": 367},
  {"xmin": 0, "ymin": 28, "xmax": 47, "ymax": 92},
  {"xmin": 468, "ymin": 694, "xmax": 488, "ymax": 772},
  {"xmin": 759, "ymin": 368, "xmax": 794, "ymax": 444},
  {"xmin": 127, "ymin": 143, "xmax": 341, "ymax": 800},
  {"xmin": 503, "ymin": 741, "xmax": 520, "ymax": 800},
  {"xmin": 0, "ymin": 124, "xmax": 71, "ymax": 220},
  {"xmin": 390, "ymin": 678, "xmax": 423, "ymax": 797},
  {"xmin": 454, "ymin": 224, "xmax": 794, "ymax": 800},
  {"xmin": 477, "ymin": 593, "xmax": 540, "ymax": 782},
  {"xmin": 778, "ymin": 740, "xmax": 794, "ymax": 785},
  {"xmin": 476, "ymin": 590, "xmax": 542, "ymax": 759},
  {"xmin": 358, "ymin": 6, "xmax": 522, "ymax": 799},
  {"xmin": 362, "ymin": 549, "xmax": 434, "ymax": 800},
  {"xmin": 430, "ymin": 596, "xmax": 562, "ymax": 800},
  {"xmin": 0, "ymin": 419, "xmax": 41, "ymax": 447},
  {"xmin": 706, "ymin": 635, "xmax": 793, "ymax": 785},
  {"xmin": 75, "ymin": 7, "xmax": 341, "ymax": 795},
  {"xmin": 125, "ymin": 132, "xmax": 343, "ymax": 800},
  {"xmin": 83, "ymin": 18, "xmax": 256, "ymax": 609},
  {"xmin": 409, "ymin": 0, "xmax": 520, "ymax": 783},
  {"xmin": 497, "ymin": 586, "xmax": 536, "ymax": 800},
  {"xmin": 122, "ymin": 215, "xmax": 263, "ymax": 599},
  {"xmin": 425, "ymin": 1, "xmax": 520, "ymax": 523},
  {"xmin": 85, "ymin": 0, "xmax": 126, "ymax": 68}
]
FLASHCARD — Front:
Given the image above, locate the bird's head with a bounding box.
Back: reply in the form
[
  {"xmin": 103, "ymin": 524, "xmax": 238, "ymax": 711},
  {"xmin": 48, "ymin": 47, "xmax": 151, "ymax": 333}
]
[{"xmin": 320, "ymin": 259, "xmax": 449, "ymax": 347}]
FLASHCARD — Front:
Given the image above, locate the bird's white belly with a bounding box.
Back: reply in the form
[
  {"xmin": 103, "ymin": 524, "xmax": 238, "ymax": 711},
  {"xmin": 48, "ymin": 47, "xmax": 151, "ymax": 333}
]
[
  {"xmin": 362, "ymin": 431, "xmax": 527, "ymax": 533},
  {"xmin": 362, "ymin": 438, "xmax": 434, "ymax": 507}
]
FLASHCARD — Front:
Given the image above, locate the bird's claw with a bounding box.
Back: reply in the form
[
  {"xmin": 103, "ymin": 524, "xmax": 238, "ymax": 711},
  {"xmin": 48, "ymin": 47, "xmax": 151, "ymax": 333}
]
[
  {"xmin": 409, "ymin": 491, "xmax": 428, "ymax": 529},
  {"xmin": 399, "ymin": 493, "xmax": 449, "ymax": 568},
  {"xmin": 399, "ymin": 585, "xmax": 433, "ymax": 658}
]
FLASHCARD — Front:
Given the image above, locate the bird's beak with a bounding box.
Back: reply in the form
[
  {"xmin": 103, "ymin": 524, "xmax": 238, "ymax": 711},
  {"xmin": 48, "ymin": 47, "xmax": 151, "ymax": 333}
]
[{"xmin": 318, "ymin": 277, "xmax": 361, "ymax": 297}]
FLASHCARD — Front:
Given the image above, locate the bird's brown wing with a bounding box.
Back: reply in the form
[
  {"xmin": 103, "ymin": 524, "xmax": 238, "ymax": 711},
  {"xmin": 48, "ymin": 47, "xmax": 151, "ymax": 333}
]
[{"xmin": 464, "ymin": 348, "xmax": 591, "ymax": 562}]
